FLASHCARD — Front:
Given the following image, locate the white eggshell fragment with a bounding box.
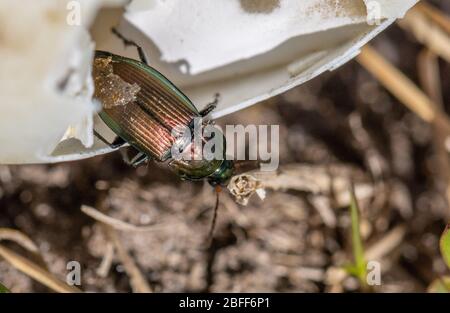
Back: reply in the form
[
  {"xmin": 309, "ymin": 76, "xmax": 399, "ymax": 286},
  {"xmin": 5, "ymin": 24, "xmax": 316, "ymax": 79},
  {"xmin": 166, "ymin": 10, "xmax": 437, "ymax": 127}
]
[
  {"xmin": 363, "ymin": 0, "xmax": 419, "ymax": 19},
  {"xmin": 0, "ymin": 0, "xmax": 418, "ymax": 163},
  {"xmin": 121, "ymin": 0, "xmax": 419, "ymax": 119},
  {"xmin": 0, "ymin": 0, "xmax": 126, "ymax": 164}
]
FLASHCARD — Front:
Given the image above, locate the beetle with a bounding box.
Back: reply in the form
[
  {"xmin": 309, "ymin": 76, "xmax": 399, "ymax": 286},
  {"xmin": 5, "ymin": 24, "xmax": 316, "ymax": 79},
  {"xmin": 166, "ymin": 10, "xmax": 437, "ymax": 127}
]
[
  {"xmin": 92, "ymin": 28, "xmax": 235, "ymax": 242},
  {"xmin": 92, "ymin": 28, "xmax": 234, "ymax": 188}
]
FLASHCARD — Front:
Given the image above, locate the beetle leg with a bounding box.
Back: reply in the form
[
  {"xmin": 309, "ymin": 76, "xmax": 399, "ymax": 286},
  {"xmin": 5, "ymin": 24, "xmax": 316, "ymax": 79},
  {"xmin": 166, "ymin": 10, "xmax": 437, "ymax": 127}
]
[
  {"xmin": 200, "ymin": 93, "xmax": 220, "ymax": 117},
  {"xmin": 130, "ymin": 152, "xmax": 148, "ymax": 167},
  {"xmin": 120, "ymin": 148, "xmax": 149, "ymax": 167},
  {"xmin": 111, "ymin": 27, "xmax": 149, "ymax": 65},
  {"xmin": 119, "ymin": 148, "xmax": 132, "ymax": 164},
  {"xmin": 94, "ymin": 130, "xmax": 126, "ymax": 149},
  {"xmin": 110, "ymin": 136, "xmax": 127, "ymax": 149}
]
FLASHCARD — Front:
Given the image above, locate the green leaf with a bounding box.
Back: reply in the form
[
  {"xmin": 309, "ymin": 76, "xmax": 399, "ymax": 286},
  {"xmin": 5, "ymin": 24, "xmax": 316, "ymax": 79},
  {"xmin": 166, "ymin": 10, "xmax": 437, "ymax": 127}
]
[
  {"xmin": 440, "ymin": 224, "xmax": 450, "ymax": 270},
  {"xmin": 0, "ymin": 281, "xmax": 10, "ymax": 293},
  {"xmin": 348, "ymin": 186, "xmax": 367, "ymax": 284},
  {"xmin": 428, "ymin": 276, "xmax": 450, "ymax": 293}
]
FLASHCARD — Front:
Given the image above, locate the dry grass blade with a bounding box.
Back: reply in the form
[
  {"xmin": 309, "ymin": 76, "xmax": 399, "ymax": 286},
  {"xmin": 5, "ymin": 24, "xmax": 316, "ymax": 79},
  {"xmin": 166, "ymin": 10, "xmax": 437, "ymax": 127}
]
[
  {"xmin": 96, "ymin": 242, "xmax": 114, "ymax": 278},
  {"xmin": 365, "ymin": 225, "xmax": 406, "ymax": 261},
  {"xmin": 418, "ymin": 50, "xmax": 444, "ymax": 107},
  {"xmin": 103, "ymin": 226, "xmax": 152, "ymax": 293},
  {"xmin": 357, "ymin": 45, "xmax": 450, "ymax": 133},
  {"xmin": 81, "ymin": 205, "xmax": 164, "ymax": 232},
  {"xmin": 0, "ymin": 228, "xmax": 39, "ymax": 253},
  {"xmin": 416, "ymin": 2, "xmax": 450, "ymax": 34},
  {"xmin": 399, "ymin": 8, "xmax": 450, "ymax": 63},
  {"xmin": 0, "ymin": 244, "xmax": 80, "ymax": 293},
  {"xmin": 82, "ymin": 205, "xmax": 153, "ymax": 291}
]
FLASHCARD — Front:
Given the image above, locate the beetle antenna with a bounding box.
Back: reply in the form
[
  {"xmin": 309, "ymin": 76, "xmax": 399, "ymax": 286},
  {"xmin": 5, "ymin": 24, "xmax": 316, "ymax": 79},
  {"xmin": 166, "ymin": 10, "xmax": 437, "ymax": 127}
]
[
  {"xmin": 207, "ymin": 186, "xmax": 221, "ymax": 247},
  {"xmin": 111, "ymin": 27, "xmax": 149, "ymax": 65},
  {"xmin": 233, "ymin": 160, "xmax": 260, "ymax": 174}
]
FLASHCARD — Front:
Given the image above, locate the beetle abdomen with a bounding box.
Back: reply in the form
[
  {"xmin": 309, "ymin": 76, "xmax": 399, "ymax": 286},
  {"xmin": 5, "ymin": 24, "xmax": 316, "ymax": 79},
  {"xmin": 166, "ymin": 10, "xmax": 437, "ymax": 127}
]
[
  {"xmin": 99, "ymin": 104, "xmax": 174, "ymax": 161},
  {"xmin": 112, "ymin": 61, "xmax": 198, "ymax": 131},
  {"xmin": 94, "ymin": 51, "xmax": 200, "ymax": 161}
]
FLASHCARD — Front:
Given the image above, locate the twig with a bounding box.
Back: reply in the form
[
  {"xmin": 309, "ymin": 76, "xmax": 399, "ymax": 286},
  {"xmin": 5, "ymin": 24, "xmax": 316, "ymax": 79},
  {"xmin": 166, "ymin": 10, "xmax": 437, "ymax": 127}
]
[
  {"xmin": 308, "ymin": 195, "xmax": 336, "ymax": 228},
  {"xmin": 82, "ymin": 205, "xmax": 153, "ymax": 291},
  {"xmin": 0, "ymin": 228, "xmax": 49, "ymax": 270},
  {"xmin": 0, "ymin": 244, "xmax": 80, "ymax": 293},
  {"xmin": 357, "ymin": 45, "xmax": 450, "ymax": 133},
  {"xmin": 81, "ymin": 205, "xmax": 165, "ymax": 232},
  {"xmin": 103, "ymin": 226, "xmax": 152, "ymax": 293},
  {"xmin": 399, "ymin": 8, "xmax": 450, "ymax": 63},
  {"xmin": 96, "ymin": 242, "xmax": 114, "ymax": 278},
  {"xmin": 416, "ymin": 2, "xmax": 450, "ymax": 35},
  {"xmin": 365, "ymin": 225, "xmax": 406, "ymax": 261},
  {"xmin": 0, "ymin": 228, "xmax": 39, "ymax": 253},
  {"xmin": 418, "ymin": 50, "xmax": 444, "ymax": 108}
]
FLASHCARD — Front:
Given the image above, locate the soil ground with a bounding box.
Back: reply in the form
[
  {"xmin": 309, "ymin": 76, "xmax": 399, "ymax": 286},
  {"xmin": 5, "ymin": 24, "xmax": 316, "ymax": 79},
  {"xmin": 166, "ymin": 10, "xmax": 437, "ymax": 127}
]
[{"xmin": 1, "ymin": 2, "xmax": 449, "ymax": 292}]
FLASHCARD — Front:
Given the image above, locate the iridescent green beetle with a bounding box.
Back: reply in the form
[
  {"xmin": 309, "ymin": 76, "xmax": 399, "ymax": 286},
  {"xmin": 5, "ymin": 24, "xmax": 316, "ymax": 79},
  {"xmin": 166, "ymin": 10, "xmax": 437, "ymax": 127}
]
[{"xmin": 92, "ymin": 29, "xmax": 234, "ymax": 187}]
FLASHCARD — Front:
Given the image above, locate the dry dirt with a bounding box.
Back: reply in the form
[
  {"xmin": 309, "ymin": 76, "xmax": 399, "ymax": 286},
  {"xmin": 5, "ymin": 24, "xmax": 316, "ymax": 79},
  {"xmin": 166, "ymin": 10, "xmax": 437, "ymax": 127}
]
[{"xmin": 1, "ymin": 2, "xmax": 450, "ymax": 293}]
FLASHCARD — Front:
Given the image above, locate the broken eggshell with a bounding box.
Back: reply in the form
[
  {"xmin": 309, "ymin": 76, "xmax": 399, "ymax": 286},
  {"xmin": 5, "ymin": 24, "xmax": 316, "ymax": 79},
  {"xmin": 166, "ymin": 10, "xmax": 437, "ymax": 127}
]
[
  {"xmin": 0, "ymin": 0, "xmax": 418, "ymax": 164},
  {"xmin": 0, "ymin": 0, "xmax": 127, "ymax": 164}
]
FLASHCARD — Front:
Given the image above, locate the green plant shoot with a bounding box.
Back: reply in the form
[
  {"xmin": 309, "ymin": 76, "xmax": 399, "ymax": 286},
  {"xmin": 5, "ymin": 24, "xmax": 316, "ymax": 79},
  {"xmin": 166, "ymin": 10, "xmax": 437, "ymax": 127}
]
[
  {"xmin": 440, "ymin": 224, "xmax": 450, "ymax": 270},
  {"xmin": 344, "ymin": 186, "xmax": 367, "ymax": 286},
  {"xmin": 0, "ymin": 281, "xmax": 10, "ymax": 293}
]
